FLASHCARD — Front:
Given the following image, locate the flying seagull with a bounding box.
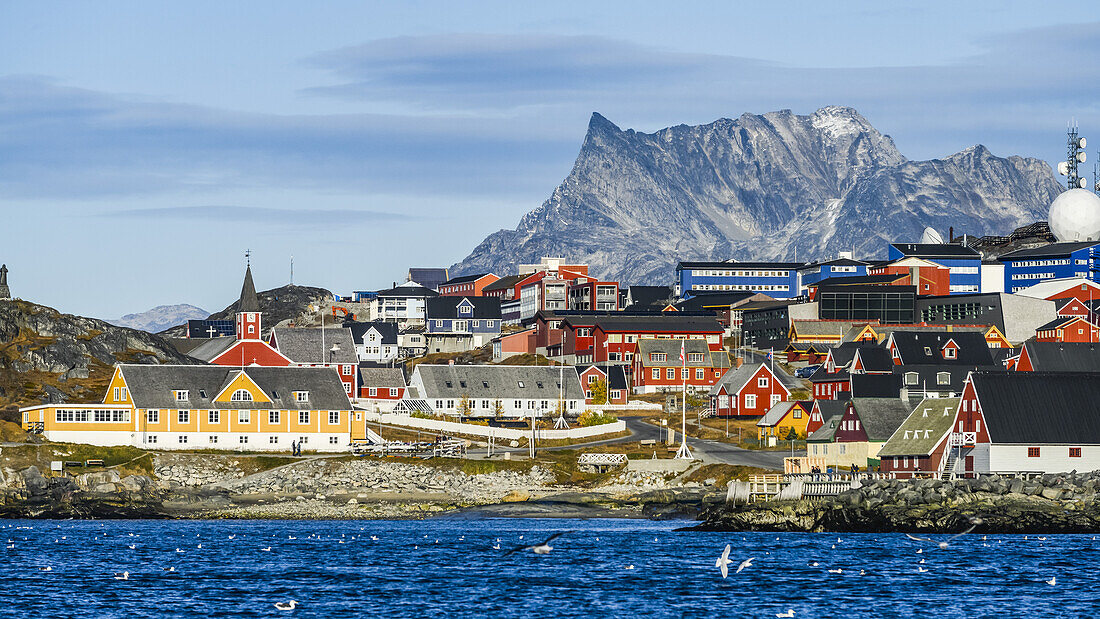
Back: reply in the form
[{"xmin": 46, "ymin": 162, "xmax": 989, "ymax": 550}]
[
  {"xmin": 905, "ymin": 524, "xmax": 976, "ymax": 550},
  {"xmin": 274, "ymin": 600, "xmax": 298, "ymax": 611},
  {"xmin": 716, "ymin": 544, "xmax": 732, "ymax": 578},
  {"xmin": 505, "ymin": 531, "xmax": 571, "ymax": 556},
  {"xmin": 736, "ymin": 557, "xmax": 755, "ymax": 574}
]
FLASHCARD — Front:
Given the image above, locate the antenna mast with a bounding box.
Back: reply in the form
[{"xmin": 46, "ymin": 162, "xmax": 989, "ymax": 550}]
[{"xmin": 1060, "ymin": 120, "xmax": 1087, "ymax": 190}]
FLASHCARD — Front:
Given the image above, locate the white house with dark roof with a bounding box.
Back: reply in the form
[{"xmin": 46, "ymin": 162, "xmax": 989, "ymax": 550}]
[
  {"xmin": 408, "ymin": 364, "xmax": 585, "ymax": 419},
  {"xmin": 345, "ymin": 321, "xmax": 399, "ymax": 364}
]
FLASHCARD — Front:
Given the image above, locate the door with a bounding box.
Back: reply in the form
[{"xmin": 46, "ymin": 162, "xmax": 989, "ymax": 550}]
[{"xmin": 964, "ymin": 455, "xmax": 974, "ymax": 475}]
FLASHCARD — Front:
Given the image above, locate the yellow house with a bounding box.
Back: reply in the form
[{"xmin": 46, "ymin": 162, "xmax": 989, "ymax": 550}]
[
  {"xmin": 756, "ymin": 401, "xmax": 812, "ymax": 443},
  {"xmin": 20, "ymin": 364, "xmax": 362, "ymax": 452}
]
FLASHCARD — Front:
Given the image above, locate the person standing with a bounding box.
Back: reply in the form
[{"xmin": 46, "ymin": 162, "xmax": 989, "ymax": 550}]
[{"xmin": 291, "ymin": 440, "xmax": 297, "ymax": 457}]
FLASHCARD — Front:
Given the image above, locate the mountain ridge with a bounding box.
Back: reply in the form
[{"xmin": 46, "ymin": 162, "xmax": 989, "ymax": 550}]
[{"xmin": 452, "ymin": 106, "xmax": 1061, "ymax": 284}]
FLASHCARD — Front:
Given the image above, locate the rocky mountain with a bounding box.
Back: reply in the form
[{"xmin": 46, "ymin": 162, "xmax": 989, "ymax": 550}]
[
  {"xmin": 0, "ymin": 299, "xmax": 198, "ymax": 408},
  {"xmin": 453, "ymin": 106, "xmax": 1063, "ymax": 284},
  {"xmin": 159, "ymin": 284, "xmax": 333, "ymax": 338},
  {"xmin": 106, "ymin": 304, "xmax": 209, "ymax": 334}
]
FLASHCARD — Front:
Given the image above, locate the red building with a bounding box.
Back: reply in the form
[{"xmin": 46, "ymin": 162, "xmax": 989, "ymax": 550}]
[
  {"xmin": 1035, "ymin": 315, "xmax": 1100, "ymax": 343},
  {"xmin": 576, "ymin": 364, "xmax": 630, "ymax": 404},
  {"xmin": 709, "ymin": 362, "xmax": 791, "ymax": 417},
  {"xmin": 592, "ymin": 316, "xmax": 725, "ymax": 364},
  {"xmin": 631, "ymin": 339, "xmax": 730, "ymax": 394},
  {"xmin": 188, "ymin": 266, "xmax": 294, "ymax": 369},
  {"xmin": 358, "ymin": 367, "xmax": 406, "ymax": 401},
  {"xmin": 438, "ymin": 273, "xmax": 500, "ymax": 297},
  {"xmin": 867, "ymin": 257, "xmax": 951, "ymax": 296}
]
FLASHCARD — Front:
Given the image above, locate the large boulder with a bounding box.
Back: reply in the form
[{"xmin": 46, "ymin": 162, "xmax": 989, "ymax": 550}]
[
  {"xmin": 20, "ymin": 467, "xmax": 48, "ymax": 496},
  {"xmin": 76, "ymin": 470, "xmax": 121, "ymax": 491}
]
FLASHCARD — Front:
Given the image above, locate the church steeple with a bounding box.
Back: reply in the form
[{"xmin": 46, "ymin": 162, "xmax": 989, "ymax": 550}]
[
  {"xmin": 0, "ymin": 264, "xmax": 10, "ymax": 301},
  {"xmin": 235, "ymin": 254, "xmax": 261, "ymax": 340}
]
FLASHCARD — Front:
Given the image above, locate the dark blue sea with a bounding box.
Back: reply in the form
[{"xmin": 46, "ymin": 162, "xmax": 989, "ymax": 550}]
[{"xmin": 0, "ymin": 518, "xmax": 1095, "ymax": 618}]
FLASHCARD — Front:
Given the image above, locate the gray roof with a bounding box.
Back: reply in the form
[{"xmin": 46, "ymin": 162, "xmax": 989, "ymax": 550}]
[
  {"xmin": 878, "ymin": 398, "xmax": 959, "ymax": 457},
  {"xmin": 712, "ymin": 362, "xmax": 799, "ymax": 395},
  {"xmin": 850, "ymin": 398, "xmax": 913, "ymax": 442},
  {"xmin": 186, "ymin": 337, "xmax": 237, "ymax": 362},
  {"xmin": 812, "ymin": 399, "xmax": 848, "ymax": 420},
  {"xmin": 808, "ymin": 414, "xmax": 843, "ymax": 442},
  {"xmin": 757, "ymin": 401, "xmax": 798, "ymax": 427},
  {"xmin": 358, "ymin": 367, "xmax": 406, "ymax": 390},
  {"xmin": 413, "ymin": 364, "xmax": 585, "ymax": 401},
  {"xmin": 636, "ymin": 339, "xmax": 730, "ymax": 368},
  {"xmin": 118, "ymin": 364, "xmax": 352, "ymax": 411},
  {"xmin": 270, "ymin": 327, "xmax": 358, "ymax": 364},
  {"xmin": 238, "ymin": 265, "xmax": 260, "ymax": 313}
]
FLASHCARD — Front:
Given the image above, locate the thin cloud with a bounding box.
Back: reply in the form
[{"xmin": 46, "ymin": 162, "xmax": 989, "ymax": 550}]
[{"xmin": 101, "ymin": 205, "xmax": 416, "ymax": 224}]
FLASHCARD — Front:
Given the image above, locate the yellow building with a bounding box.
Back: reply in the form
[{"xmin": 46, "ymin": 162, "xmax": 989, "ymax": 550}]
[
  {"xmin": 20, "ymin": 364, "xmax": 362, "ymax": 452},
  {"xmin": 756, "ymin": 401, "xmax": 813, "ymax": 443}
]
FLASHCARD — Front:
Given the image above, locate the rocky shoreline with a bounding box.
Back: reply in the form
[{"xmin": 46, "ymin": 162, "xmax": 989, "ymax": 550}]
[
  {"xmin": 0, "ymin": 455, "xmax": 724, "ymax": 521},
  {"xmin": 691, "ymin": 473, "xmax": 1100, "ymax": 533}
]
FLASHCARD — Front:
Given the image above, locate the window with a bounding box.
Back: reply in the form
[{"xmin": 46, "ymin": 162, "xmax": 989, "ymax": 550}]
[
  {"xmin": 650, "ymin": 352, "xmax": 667, "ymax": 362},
  {"xmin": 514, "ymin": 400, "xmax": 522, "ymax": 409},
  {"xmin": 904, "ymin": 372, "xmax": 919, "ymax": 386},
  {"xmin": 651, "ymin": 368, "xmax": 660, "ymax": 380},
  {"xmin": 344, "ymin": 383, "xmax": 352, "ymax": 394},
  {"xmin": 681, "ymin": 368, "xmax": 689, "ymax": 380},
  {"xmin": 1027, "ymin": 447, "xmax": 1040, "ymax": 458},
  {"xmin": 944, "ymin": 347, "xmax": 957, "ymax": 360},
  {"xmin": 248, "ymin": 325, "xmax": 255, "ymax": 334},
  {"xmin": 231, "ymin": 389, "xmax": 252, "ymax": 402},
  {"xmin": 328, "ymin": 411, "xmax": 339, "ymax": 425},
  {"xmin": 295, "ymin": 391, "xmax": 309, "ymax": 402},
  {"xmin": 269, "ymin": 411, "xmax": 280, "ymax": 424},
  {"xmin": 667, "ymin": 368, "xmax": 675, "ymax": 380},
  {"xmin": 239, "ymin": 436, "xmax": 248, "ymax": 444},
  {"xmin": 517, "ymin": 381, "xmax": 525, "ymax": 388},
  {"xmin": 329, "ymin": 437, "xmax": 340, "ymax": 444},
  {"xmin": 145, "ymin": 435, "xmax": 157, "ymax": 444},
  {"xmin": 299, "ymin": 411, "xmax": 310, "ymax": 425},
  {"xmin": 342, "ymin": 365, "xmax": 352, "ymax": 376},
  {"xmin": 147, "ymin": 410, "xmax": 159, "ymax": 423},
  {"xmin": 1070, "ymin": 447, "xmax": 1082, "ymax": 458},
  {"xmin": 936, "ymin": 372, "xmax": 950, "ymax": 386},
  {"xmin": 209, "ymin": 435, "xmax": 218, "ymax": 444},
  {"xmin": 178, "ymin": 435, "xmax": 188, "ymax": 444},
  {"xmin": 758, "ymin": 377, "xmax": 769, "ymax": 388},
  {"xmin": 689, "ymin": 353, "xmax": 704, "ymax": 363},
  {"xmin": 695, "ymin": 368, "xmax": 704, "ymax": 380},
  {"xmin": 299, "ymin": 437, "xmax": 308, "ymax": 444},
  {"xmin": 793, "ymin": 408, "xmax": 802, "ymax": 419},
  {"xmin": 178, "ymin": 410, "xmax": 189, "ymax": 424},
  {"xmin": 238, "ymin": 411, "xmax": 249, "ymax": 424},
  {"xmin": 198, "ymin": 389, "xmax": 207, "ymax": 398},
  {"xmin": 369, "ymin": 388, "xmax": 378, "ymax": 397},
  {"xmin": 269, "ymin": 436, "xmax": 278, "ymax": 444},
  {"xmin": 174, "ymin": 390, "xmax": 188, "ymax": 402},
  {"xmin": 745, "ymin": 394, "xmax": 757, "ymax": 409},
  {"xmin": 208, "ymin": 410, "xmax": 219, "ymax": 424}
]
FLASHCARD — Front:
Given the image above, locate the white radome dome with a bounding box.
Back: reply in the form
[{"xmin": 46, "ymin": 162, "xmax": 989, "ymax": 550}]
[
  {"xmin": 919, "ymin": 226, "xmax": 944, "ymax": 244},
  {"xmin": 1049, "ymin": 188, "xmax": 1100, "ymax": 242}
]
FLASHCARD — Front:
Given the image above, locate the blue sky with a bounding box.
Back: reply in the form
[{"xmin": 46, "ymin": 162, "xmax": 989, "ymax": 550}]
[{"xmin": 3, "ymin": 1, "xmax": 1099, "ymax": 319}]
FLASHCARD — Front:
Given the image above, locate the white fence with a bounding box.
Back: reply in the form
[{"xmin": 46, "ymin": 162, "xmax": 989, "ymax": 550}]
[
  {"xmin": 591, "ymin": 401, "xmax": 663, "ymax": 412},
  {"xmin": 372, "ymin": 413, "xmax": 625, "ymax": 441}
]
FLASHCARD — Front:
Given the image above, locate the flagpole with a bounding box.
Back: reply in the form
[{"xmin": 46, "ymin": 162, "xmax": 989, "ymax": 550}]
[{"xmin": 675, "ymin": 339, "xmax": 692, "ymax": 459}]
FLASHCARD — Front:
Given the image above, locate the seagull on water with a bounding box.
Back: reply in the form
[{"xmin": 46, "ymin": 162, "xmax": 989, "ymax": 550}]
[
  {"xmin": 40, "ymin": 566, "xmax": 52, "ymax": 572},
  {"xmin": 776, "ymin": 610, "xmax": 795, "ymax": 618},
  {"xmin": 492, "ymin": 543, "xmax": 501, "ymax": 550},
  {"xmin": 716, "ymin": 544, "xmax": 732, "ymax": 578},
  {"xmin": 1046, "ymin": 576, "xmax": 1056, "ymax": 586},
  {"xmin": 917, "ymin": 566, "xmax": 928, "ymax": 573},
  {"xmin": 827, "ymin": 568, "xmax": 842, "ymax": 574},
  {"xmin": 905, "ymin": 524, "xmax": 976, "ymax": 550},
  {"xmin": 625, "ymin": 564, "xmax": 635, "ymax": 570},
  {"xmin": 113, "ymin": 571, "xmax": 129, "ymax": 580},
  {"xmin": 127, "ymin": 544, "xmax": 136, "ymax": 550},
  {"xmin": 228, "ymin": 535, "xmax": 236, "ymax": 540},
  {"xmin": 163, "ymin": 567, "xmax": 176, "ymax": 572},
  {"xmin": 273, "ymin": 600, "xmax": 298, "ymax": 611},
  {"xmin": 808, "ymin": 561, "xmax": 819, "ymax": 567},
  {"xmin": 370, "ymin": 536, "xmax": 379, "ymax": 541},
  {"xmin": 505, "ymin": 531, "xmax": 571, "ymax": 556},
  {"xmin": 261, "ymin": 547, "xmax": 272, "ymax": 552}
]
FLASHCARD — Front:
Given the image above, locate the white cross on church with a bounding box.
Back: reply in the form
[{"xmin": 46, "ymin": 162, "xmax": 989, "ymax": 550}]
[{"xmin": 206, "ymin": 326, "xmax": 220, "ymax": 338}]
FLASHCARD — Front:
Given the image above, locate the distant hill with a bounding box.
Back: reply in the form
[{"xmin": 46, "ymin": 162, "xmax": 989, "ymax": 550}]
[
  {"xmin": 0, "ymin": 299, "xmax": 198, "ymax": 408},
  {"xmin": 106, "ymin": 304, "xmax": 209, "ymax": 333},
  {"xmin": 159, "ymin": 284, "xmax": 333, "ymax": 339},
  {"xmin": 452, "ymin": 106, "xmax": 1062, "ymax": 284}
]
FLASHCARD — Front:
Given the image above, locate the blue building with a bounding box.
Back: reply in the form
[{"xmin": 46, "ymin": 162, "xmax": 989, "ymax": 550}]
[
  {"xmin": 796, "ymin": 258, "xmax": 869, "ymax": 295},
  {"xmin": 997, "ymin": 242, "xmax": 1100, "ymax": 293},
  {"xmin": 887, "ymin": 244, "xmax": 981, "ymax": 294},
  {"xmin": 676, "ymin": 261, "xmax": 805, "ymax": 300},
  {"xmin": 425, "ymin": 296, "xmax": 502, "ymax": 351}
]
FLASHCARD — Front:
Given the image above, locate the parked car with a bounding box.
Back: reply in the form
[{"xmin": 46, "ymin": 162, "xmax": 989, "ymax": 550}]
[{"xmin": 795, "ymin": 364, "xmax": 821, "ymax": 378}]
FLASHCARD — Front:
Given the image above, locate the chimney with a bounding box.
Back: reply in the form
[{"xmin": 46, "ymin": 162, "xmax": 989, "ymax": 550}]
[
  {"xmin": 949, "ymin": 226, "xmax": 954, "ymax": 243},
  {"xmin": 735, "ymin": 356, "xmax": 744, "ymax": 369}
]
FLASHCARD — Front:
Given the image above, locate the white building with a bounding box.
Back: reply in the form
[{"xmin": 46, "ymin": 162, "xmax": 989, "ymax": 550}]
[{"xmin": 408, "ymin": 364, "xmax": 585, "ymax": 419}]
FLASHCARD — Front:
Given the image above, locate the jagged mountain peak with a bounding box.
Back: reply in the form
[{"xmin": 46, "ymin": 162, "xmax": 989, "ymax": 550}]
[{"xmin": 452, "ymin": 107, "xmax": 1061, "ymax": 285}]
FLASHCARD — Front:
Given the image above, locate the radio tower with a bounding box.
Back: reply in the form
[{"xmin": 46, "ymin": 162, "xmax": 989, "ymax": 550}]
[{"xmin": 1059, "ymin": 121, "xmax": 1088, "ymax": 189}]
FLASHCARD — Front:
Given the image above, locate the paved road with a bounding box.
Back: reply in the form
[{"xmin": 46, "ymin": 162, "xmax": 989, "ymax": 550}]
[{"xmin": 621, "ymin": 418, "xmax": 798, "ymax": 470}]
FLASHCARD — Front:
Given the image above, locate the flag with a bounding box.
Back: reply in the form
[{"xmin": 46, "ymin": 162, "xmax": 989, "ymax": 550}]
[
  {"xmin": 679, "ymin": 340, "xmax": 686, "ymax": 366},
  {"xmin": 766, "ymin": 351, "xmax": 773, "ymax": 361}
]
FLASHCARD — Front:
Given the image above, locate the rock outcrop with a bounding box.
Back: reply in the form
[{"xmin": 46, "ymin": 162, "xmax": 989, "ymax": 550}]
[
  {"xmin": 159, "ymin": 284, "xmax": 332, "ymax": 338},
  {"xmin": 0, "ymin": 299, "xmax": 198, "ymax": 407},
  {"xmin": 453, "ymin": 106, "xmax": 1062, "ymax": 284},
  {"xmin": 693, "ymin": 473, "xmax": 1100, "ymax": 533}
]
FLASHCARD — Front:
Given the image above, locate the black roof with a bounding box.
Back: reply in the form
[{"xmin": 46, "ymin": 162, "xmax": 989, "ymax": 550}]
[
  {"xmin": 854, "ymin": 347, "xmax": 894, "ymax": 373},
  {"xmin": 676, "ymin": 291, "xmax": 756, "ymax": 311},
  {"xmin": 626, "ymin": 286, "xmax": 674, "ymax": 308},
  {"xmin": 811, "ymin": 274, "xmax": 908, "ymax": 288},
  {"xmin": 798, "ymin": 258, "xmax": 868, "ymax": 270},
  {"xmin": 997, "ymin": 241, "xmax": 1100, "ymax": 260},
  {"xmin": 441, "ymin": 272, "xmax": 494, "ymax": 286},
  {"xmin": 408, "ymin": 268, "xmax": 449, "ymax": 288},
  {"xmin": 849, "ymin": 373, "xmax": 903, "ymax": 398},
  {"xmin": 971, "ymin": 371, "xmax": 1100, "ymax": 444},
  {"xmin": 238, "ymin": 265, "xmax": 260, "ymax": 313},
  {"xmin": 1021, "ymin": 341, "xmax": 1100, "ymax": 372},
  {"xmin": 575, "ymin": 364, "xmax": 629, "ymax": 391},
  {"xmin": 890, "ymin": 331, "xmax": 993, "ymax": 366},
  {"xmin": 891, "ymin": 243, "xmax": 981, "ymax": 258},
  {"xmin": 376, "ymin": 283, "xmax": 440, "ymax": 298},
  {"xmin": 895, "ymin": 365, "xmax": 995, "ymax": 393},
  {"xmin": 677, "ymin": 260, "xmax": 805, "ymax": 269},
  {"xmin": 593, "ymin": 315, "xmax": 724, "ymax": 333},
  {"xmin": 425, "ymin": 296, "xmax": 502, "ymax": 320},
  {"xmin": 345, "ymin": 321, "xmax": 398, "ymax": 344},
  {"xmin": 483, "ymin": 274, "xmax": 524, "ymax": 292}
]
